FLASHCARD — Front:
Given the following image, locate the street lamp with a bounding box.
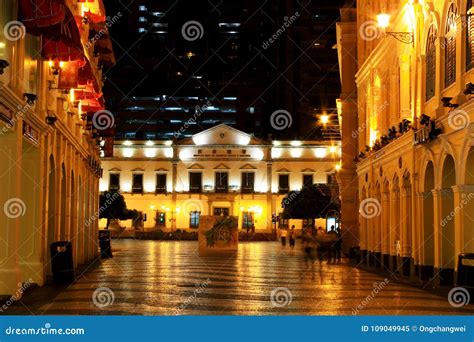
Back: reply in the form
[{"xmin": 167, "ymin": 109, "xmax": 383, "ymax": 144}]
[
  {"xmin": 376, "ymin": 13, "xmax": 414, "ymax": 45},
  {"xmin": 320, "ymin": 114, "xmax": 329, "ymax": 125}
]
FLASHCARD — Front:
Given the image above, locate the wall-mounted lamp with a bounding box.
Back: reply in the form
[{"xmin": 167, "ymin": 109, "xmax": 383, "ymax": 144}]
[
  {"xmin": 48, "ymin": 59, "xmax": 64, "ymax": 76},
  {"xmin": 376, "ymin": 13, "xmax": 414, "ymax": 45},
  {"xmin": 441, "ymin": 97, "xmax": 458, "ymax": 108},
  {"xmin": 464, "ymin": 82, "xmax": 474, "ymax": 96},
  {"xmin": 45, "ymin": 114, "xmax": 57, "ymax": 125},
  {"xmin": 23, "ymin": 93, "xmax": 38, "ymax": 106},
  {"xmin": 0, "ymin": 59, "xmax": 9, "ymax": 75}
]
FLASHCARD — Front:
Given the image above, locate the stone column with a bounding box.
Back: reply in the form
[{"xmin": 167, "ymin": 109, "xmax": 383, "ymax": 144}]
[
  {"xmin": 381, "ymin": 191, "xmax": 391, "ymax": 269},
  {"xmin": 400, "ymin": 186, "xmax": 412, "ymax": 276},
  {"xmin": 431, "ymin": 189, "xmax": 442, "ymax": 287},
  {"xmin": 389, "ymin": 189, "xmax": 400, "ymax": 272},
  {"xmin": 451, "ymin": 185, "xmax": 474, "ymax": 275},
  {"xmin": 266, "ymin": 159, "xmax": 273, "ymax": 233},
  {"xmin": 0, "ymin": 129, "xmax": 22, "ymax": 296}
]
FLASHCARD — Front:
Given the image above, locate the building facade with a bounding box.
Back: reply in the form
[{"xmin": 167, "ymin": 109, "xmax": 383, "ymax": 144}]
[
  {"xmin": 0, "ymin": 0, "xmax": 114, "ymax": 296},
  {"xmin": 338, "ymin": 0, "xmax": 474, "ymax": 286},
  {"xmin": 99, "ymin": 124, "xmax": 341, "ymax": 232}
]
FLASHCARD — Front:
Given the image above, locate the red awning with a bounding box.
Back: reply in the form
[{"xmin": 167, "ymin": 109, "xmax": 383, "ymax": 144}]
[
  {"xmin": 41, "ymin": 6, "xmax": 84, "ymax": 61},
  {"xmin": 75, "ymin": 83, "xmax": 102, "ymax": 100},
  {"xmin": 18, "ymin": 0, "xmax": 65, "ymax": 32}
]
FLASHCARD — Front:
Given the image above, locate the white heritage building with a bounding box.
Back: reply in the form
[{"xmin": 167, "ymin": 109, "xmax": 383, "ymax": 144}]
[{"xmin": 99, "ymin": 124, "xmax": 342, "ymax": 232}]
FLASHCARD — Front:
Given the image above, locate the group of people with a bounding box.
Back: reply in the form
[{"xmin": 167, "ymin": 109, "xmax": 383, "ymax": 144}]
[{"xmin": 279, "ymin": 225, "xmax": 343, "ymax": 265}]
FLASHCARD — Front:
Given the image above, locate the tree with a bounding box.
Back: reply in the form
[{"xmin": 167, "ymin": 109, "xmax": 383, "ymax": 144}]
[
  {"xmin": 99, "ymin": 191, "xmax": 130, "ymax": 229},
  {"xmin": 281, "ymin": 184, "xmax": 339, "ymax": 227}
]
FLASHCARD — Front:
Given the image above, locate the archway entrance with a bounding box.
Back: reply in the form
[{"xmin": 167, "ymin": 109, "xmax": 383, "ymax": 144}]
[
  {"xmin": 422, "ymin": 161, "xmax": 435, "ymax": 280},
  {"xmin": 440, "ymin": 155, "xmax": 456, "ymax": 285}
]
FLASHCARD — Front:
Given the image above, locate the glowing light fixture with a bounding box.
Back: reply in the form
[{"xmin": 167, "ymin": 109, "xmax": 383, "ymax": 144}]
[
  {"xmin": 314, "ymin": 148, "xmax": 327, "ymax": 158},
  {"xmin": 320, "ymin": 114, "xmax": 329, "ymax": 125},
  {"xmin": 376, "ymin": 13, "xmax": 391, "ymax": 29},
  {"xmin": 329, "ymin": 146, "xmax": 337, "ymax": 153},
  {"xmin": 145, "ymin": 140, "xmax": 154, "ymax": 146},
  {"xmin": 290, "ymin": 141, "xmax": 302, "ymax": 146},
  {"xmin": 123, "ymin": 140, "xmax": 133, "ymax": 146}
]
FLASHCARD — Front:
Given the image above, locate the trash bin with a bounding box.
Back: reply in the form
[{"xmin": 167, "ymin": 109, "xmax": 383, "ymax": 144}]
[
  {"xmin": 50, "ymin": 241, "xmax": 75, "ymax": 284},
  {"xmin": 99, "ymin": 230, "xmax": 113, "ymax": 258},
  {"xmin": 457, "ymin": 253, "xmax": 474, "ymax": 287}
]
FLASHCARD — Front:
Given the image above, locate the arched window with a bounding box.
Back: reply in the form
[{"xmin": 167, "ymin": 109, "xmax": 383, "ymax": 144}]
[
  {"xmin": 467, "ymin": 0, "xmax": 474, "ymax": 70},
  {"xmin": 426, "ymin": 25, "xmax": 437, "ymax": 100},
  {"xmin": 445, "ymin": 3, "xmax": 458, "ymax": 87}
]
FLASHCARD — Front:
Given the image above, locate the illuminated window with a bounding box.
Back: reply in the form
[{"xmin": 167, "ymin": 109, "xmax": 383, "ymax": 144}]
[
  {"xmin": 190, "ymin": 211, "xmax": 200, "ymax": 228},
  {"xmin": 426, "ymin": 25, "xmax": 437, "ymax": 100},
  {"xmin": 445, "ymin": 3, "xmax": 458, "ymax": 88},
  {"xmin": 279, "ymin": 217, "xmax": 289, "ymax": 228},
  {"xmin": 242, "ymin": 211, "xmax": 254, "ymax": 229},
  {"xmin": 303, "ymin": 174, "xmax": 313, "ymax": 188},
  {"xmin": 278, "ymin": 174, "xmax": 289, "ymax": 193},
  {"xmin": 132, "ymin": 174, "xmax": 143, "ymax": 194},
  {"xmin": 241, "ymin": 172, "xmax": 255, "ymax": 193},
  {"xmin": 189, "ymin": 172, "xmax": 202, "ymax": 193},
  {"xmin": 467, "ymin": 0, "xmax": 474, "ymax": 70},
  {"xmin": 215, "ymin": 172, "xmax": 228, "ymax": 193},
  {"xmin": 109, "ymin": 173, "xmax": 120, "ymax": 191},
  {"xmin": 155, "ymin": 174, "xmax": 167, "ymax": 194}
]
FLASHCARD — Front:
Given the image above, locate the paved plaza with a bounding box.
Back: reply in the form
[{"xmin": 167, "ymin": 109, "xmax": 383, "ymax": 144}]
[{"xmin": 5, "ymin": 240, "xmax": 474, "ymax": 315}]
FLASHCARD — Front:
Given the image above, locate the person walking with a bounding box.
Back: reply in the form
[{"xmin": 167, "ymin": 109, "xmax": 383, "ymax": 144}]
[
  {"xmin": 280, "ymin": 227, "xmax": 288, "ymax": 246},
  {"xmin": 334, "ymin": 227, "xmax": 343, "ymax": 262},
  {"xmin": 327, "ymin": 225, "xmax": 338, "ymax": 263},
  {"xmin": 302, "ymin": 227, "xmax": 318, "ymax": 275},
  {"xmin": 289, "ymin": 225, "xmax": 296, "ymax": 248}
]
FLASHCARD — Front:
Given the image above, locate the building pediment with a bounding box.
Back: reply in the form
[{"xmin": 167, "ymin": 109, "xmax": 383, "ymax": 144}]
[
  {"xmin": 155, "ymin": 168, "xmax": 169, "ymax": 172},
  {"xmin": 131, "ymin": 168, "xmax": 145, "ymax": 172},
  {"xmin": 240, "ymin": 163, "xmax": 256, "ymax": 170},
  {"xmin": 214, "ymin": 163, "xmax": 230, "ymax": 169},
  {"xmin": 276, "ymin": 168, "xmax": 290, "ymax": 173},
  {"xmin": 188, "ymin": 163, "xmax": 205, "ymax": 169},
  {"xmin": 301, "ymin": 168, "xmax": 315, "ymax": 173},
  {"xmin": 186, "ymin": 123, "xmax": 266, "ymax": 146},
  {"xmin": 109, "ymin": 167, "xmax": 122, "ymax": 172}
]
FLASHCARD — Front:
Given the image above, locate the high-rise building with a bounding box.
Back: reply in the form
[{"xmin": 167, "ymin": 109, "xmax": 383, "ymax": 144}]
[{"xmin": 102, "ymin": 0, "xmax": 346, "ymax": 148}]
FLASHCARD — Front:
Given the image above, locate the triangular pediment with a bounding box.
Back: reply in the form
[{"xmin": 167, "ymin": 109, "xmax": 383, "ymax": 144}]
[
  {"xmin": 188, "ymin": 163, "xmax": 204, "ymax": 169},
  {"xmin": 109, "ymin": 167, "xmax": 121, "ymax": 172},
  {"xmin": 301, "ymin": 168, "xmax": 315, "ymax": 173},
  {"xmin": 186, "ymin": 123, "xmax": 266, "ymax": 146},
  {"xmin": 155, "ymin": 168, "xmax": 169, "ymax": 172},
  {"xmin": 214, "ymin": 163, "xmax": 230, "ymax": 169},
  {"xmin": 131, "ymin": 168, "xmax": 145, "ymax": 172},
  {"xmin": 240, "ymin": 163, "xmax": 256, "ymax": 170},
  {"xmin": 276, "ymin": 168, "xmax": 291, "ymax": 173}
]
